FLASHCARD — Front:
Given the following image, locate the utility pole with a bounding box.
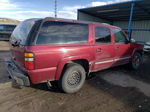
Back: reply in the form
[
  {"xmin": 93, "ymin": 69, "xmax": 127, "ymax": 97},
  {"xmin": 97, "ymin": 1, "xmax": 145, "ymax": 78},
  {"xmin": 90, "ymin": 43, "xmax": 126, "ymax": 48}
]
[{"xmin": 54, "ymin": 0, "xmax": 57, "ymax": 18}]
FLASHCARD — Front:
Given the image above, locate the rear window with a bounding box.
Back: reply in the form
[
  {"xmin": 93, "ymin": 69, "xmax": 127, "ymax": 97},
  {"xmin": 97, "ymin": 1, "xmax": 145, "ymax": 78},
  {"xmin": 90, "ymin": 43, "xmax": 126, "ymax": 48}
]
[
  {"xmin": 10, "ymin": 19, "xmax": 37, "ymax": 45},
  {"xmin": 36, "ymin": 21, "xmax": 89, "ymax": 45}
]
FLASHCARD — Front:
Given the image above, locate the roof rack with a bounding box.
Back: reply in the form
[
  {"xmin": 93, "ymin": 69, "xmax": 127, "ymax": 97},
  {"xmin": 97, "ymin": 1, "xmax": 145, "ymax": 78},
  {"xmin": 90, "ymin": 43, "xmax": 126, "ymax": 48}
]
[{"xmin": 44, "ymin": 17, "xmax": 114, "ymax": 26}]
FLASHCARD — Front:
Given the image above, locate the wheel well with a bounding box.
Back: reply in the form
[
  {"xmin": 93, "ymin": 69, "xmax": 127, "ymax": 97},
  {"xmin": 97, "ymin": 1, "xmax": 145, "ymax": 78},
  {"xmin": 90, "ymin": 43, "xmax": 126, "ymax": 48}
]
[
  {"xmin": 64, "ymin": 59, "xmax": 89, "ymax": 74},
  {"xmin": 136, "ymin": 50, "xmax": 143, "ymax": 56}
]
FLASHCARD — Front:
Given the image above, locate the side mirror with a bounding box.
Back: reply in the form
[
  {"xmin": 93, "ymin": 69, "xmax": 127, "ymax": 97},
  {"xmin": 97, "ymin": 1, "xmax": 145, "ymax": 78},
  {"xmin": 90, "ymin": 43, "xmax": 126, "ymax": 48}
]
[
  {"xmin": 125, "ymin": 40, "xmax": 130, "ymax": 44},
  {"xmin": 130, "ymin": 38, "xmax": 136, "ymax": 43}
]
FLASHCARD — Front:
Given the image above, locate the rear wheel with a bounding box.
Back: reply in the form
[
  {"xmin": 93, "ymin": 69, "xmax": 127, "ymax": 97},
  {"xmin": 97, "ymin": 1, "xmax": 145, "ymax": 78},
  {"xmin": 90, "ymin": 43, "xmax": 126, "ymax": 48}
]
[
  {"xmin": 59, "ymin": 64, "xmax": 86, "ymax": 93},
  {"xmin": 130, "ymin": 52, "xmax": 143, "ymax": 70}
]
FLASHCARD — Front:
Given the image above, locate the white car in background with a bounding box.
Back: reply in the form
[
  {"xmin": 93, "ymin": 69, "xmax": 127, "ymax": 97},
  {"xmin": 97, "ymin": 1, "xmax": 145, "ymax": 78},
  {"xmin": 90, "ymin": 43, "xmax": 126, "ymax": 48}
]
[{"xmin": 144, "ymin": 41, "xmax": 150, "ymax": 52}]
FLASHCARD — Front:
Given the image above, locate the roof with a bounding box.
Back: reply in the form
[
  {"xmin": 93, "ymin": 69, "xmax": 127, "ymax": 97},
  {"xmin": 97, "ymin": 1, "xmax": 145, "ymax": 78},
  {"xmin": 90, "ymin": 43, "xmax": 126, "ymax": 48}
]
[
  {"xmin": 78, "ymin": 0, "xmax": 150, "ymax": 21},
  {"xmin": 44, "ymin": 17, "xmax": 119, "ymax": 28}
]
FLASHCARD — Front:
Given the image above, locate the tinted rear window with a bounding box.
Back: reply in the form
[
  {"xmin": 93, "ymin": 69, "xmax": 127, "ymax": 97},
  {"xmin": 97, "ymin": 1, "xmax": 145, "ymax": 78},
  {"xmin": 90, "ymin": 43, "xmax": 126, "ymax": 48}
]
[
  {"xmin": 10, "ymin": 19, "xmax": 37, "ymax": 45},
  {"xmin": 36, "ymin": 21, "xmax": 89, "ymax": 45}
]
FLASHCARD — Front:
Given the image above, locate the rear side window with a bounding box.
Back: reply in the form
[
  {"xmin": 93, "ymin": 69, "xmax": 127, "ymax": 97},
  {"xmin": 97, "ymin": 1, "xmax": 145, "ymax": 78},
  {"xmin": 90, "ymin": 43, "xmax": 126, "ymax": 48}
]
[
  {"xmin": 95, "ymin": 26, "xmax": 111, "ymax": 44},
  {"xmin": 36, "ymin": 21, "xmax": 89, "ymax": 45}
]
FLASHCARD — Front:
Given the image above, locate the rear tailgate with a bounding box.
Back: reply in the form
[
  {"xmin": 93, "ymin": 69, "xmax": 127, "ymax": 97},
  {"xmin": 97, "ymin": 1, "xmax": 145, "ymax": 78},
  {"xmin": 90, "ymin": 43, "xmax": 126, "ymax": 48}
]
[
  {"xmin": 9, "ymin": 19, "xmax": 41, "ymax": 70},
  {"xmin": 10, "ymin": 45, "xmax": 25, "ymax": 69}
]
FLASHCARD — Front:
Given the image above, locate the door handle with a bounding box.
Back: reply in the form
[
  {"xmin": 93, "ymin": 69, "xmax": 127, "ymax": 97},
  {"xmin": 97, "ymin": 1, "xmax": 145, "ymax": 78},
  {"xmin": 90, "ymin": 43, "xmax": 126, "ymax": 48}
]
[
  {"xmin": 96, "ymin": 48, "xmax": 102, "ymax": 52},
  {"xmin": 116, "ymin": 46, "xmax": 119, "ymax": 50}
]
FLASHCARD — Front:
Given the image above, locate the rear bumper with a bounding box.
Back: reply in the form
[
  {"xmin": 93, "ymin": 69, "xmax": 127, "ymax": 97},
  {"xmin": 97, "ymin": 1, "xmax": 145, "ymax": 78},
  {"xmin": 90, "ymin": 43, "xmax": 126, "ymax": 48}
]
[{"xmin": 5, "ymin": 58, "xmax": 30, "ymax": 86}]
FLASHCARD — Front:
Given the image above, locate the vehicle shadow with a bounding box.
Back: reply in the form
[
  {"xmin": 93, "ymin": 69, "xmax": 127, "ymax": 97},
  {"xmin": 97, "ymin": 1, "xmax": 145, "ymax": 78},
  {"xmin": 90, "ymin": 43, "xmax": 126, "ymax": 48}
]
[{"xmin": 30, "ymin": 81, "xmax": 62, "ymax": 93}]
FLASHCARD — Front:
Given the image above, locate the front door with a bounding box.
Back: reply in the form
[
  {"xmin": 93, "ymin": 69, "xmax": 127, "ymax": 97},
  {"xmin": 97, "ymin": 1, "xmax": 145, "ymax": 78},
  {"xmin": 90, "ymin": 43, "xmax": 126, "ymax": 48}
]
[
  {"xmin": 113, "ymin": 28, "xmax": 132, "ymax": 65},
  {"xmin": 93, "ymin": 26, "xmax": 115, "ymax": 71}
]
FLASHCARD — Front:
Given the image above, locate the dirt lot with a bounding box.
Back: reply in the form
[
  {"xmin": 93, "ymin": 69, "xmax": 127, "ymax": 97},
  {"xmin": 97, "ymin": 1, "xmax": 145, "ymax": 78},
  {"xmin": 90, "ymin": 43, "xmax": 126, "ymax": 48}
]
[
  {"xmin": 0, "ymin": 41, "xmax": 10, "ymax": 51},
  {"xmin": 0, "ymin": 50, "xmax": 150, "ymax": 112}
]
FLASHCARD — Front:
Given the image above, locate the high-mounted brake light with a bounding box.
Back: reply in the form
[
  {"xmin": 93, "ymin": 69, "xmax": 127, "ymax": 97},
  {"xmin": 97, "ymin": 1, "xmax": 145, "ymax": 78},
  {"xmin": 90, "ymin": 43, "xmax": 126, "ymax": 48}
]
[{"xmin": 24, "ymin": 53, "xmax": 35, "ymax": 70}]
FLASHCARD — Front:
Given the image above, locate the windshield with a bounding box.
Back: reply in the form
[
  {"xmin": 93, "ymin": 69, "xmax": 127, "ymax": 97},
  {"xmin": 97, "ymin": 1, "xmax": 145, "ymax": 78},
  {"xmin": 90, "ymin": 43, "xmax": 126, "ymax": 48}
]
[{"xmin": 10, "ymin": 19, "xmax": 37, "ymax": 45}]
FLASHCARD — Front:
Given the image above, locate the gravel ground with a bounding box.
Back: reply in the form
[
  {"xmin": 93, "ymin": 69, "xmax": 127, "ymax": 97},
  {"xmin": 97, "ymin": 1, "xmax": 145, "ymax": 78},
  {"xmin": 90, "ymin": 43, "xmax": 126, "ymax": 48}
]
[{"xmin": 0, "ymin": 51, "xmax": 150, "ymax": 112}]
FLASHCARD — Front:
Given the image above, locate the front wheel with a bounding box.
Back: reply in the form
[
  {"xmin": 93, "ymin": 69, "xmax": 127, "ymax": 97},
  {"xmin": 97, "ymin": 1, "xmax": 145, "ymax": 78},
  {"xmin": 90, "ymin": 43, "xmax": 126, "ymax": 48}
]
[
  {"xmin": 59, "ymin": 64, "xmax": 86, "ymax": 93},
  {"xmin": 130, "ymin": 52, "xmax": 143, "ymax": 70}
]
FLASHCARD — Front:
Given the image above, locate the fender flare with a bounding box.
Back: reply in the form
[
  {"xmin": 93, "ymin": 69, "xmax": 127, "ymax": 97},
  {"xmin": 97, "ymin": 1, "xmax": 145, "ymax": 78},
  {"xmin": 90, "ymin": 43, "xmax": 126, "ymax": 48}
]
[
  {"xmin": 131, "ymin": 48, "xmax": 143, "ymax": 57},
  {"xmin": 55, "ymin": 55, "xmax": 91, "ymax": 80}
]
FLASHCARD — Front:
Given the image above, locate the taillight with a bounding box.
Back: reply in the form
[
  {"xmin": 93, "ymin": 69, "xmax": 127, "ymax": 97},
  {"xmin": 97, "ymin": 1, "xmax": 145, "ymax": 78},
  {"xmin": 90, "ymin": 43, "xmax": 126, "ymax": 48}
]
[{"xmin": 24, "ymin": 53, "xmax": 35, "ymax": 70}]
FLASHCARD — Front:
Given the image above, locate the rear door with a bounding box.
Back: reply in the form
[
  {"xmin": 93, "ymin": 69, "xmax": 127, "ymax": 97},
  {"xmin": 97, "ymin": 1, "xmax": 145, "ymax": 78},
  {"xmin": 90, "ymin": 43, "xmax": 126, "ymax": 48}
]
[
  {"xmin": 113, "ymin": 28, "xmax": 132, "ymax": 65},
  {"xmin": 93, "ymin": 25, "xmax": 115, "ymax": 71}
]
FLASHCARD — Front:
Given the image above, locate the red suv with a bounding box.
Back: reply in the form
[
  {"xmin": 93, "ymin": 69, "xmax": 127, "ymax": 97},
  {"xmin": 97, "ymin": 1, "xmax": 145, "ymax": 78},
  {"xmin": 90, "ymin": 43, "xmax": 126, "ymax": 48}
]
[{"xmin": 6, "ymin": 18, "xmax": 143, "ymax": 93}]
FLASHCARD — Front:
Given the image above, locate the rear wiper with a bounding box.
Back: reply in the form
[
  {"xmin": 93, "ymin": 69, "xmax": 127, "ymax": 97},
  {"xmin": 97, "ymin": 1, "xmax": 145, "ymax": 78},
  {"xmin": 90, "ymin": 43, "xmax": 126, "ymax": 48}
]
[{"xmin": 11, "ymin": 40, "xmax": 21, "ymax": 46}]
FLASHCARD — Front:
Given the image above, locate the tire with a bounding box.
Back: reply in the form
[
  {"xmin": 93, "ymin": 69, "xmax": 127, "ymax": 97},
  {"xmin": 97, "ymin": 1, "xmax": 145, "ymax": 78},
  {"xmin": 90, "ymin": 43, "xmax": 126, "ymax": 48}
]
[
  {"xmin": 59, "ymin": 64, "xmax": 86, "ymax": 93},
  {"xmin": 130, "ymin": 52, "xmax": 143, "ymax": 70}
]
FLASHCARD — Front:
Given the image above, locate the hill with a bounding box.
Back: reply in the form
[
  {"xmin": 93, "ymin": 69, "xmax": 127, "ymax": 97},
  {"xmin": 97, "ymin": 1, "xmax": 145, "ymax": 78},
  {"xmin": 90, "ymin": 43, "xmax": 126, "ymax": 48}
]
[{"xmin": 0, "ymin": 18, "xmax": 20, "ymax": 24}]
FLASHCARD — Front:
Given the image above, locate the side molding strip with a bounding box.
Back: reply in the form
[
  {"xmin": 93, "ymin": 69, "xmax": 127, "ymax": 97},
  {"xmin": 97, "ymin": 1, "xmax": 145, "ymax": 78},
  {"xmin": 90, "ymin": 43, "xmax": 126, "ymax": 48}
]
[{"xmin": 95, "ymin": 56, "xmax": 131, "ymax": 65}]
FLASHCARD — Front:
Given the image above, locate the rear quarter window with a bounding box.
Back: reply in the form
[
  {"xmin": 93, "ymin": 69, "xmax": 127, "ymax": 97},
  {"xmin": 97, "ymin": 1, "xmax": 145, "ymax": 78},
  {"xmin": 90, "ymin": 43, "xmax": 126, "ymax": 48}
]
[{"xmin": 36, "ymin": 21, "xmax": 89, "ymax": 45}]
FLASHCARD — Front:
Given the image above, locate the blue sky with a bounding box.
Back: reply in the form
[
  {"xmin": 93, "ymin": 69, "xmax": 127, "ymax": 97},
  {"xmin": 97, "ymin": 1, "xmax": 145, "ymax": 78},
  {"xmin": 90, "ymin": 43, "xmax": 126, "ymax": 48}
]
[{"xmin": 0, "ymin": 0, "xmax": 130, "ymax": 20}]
